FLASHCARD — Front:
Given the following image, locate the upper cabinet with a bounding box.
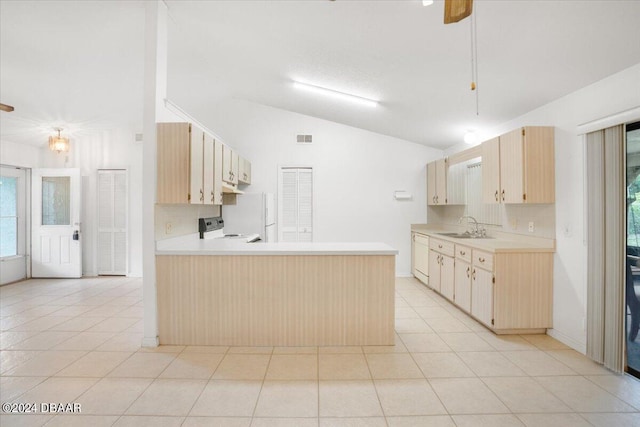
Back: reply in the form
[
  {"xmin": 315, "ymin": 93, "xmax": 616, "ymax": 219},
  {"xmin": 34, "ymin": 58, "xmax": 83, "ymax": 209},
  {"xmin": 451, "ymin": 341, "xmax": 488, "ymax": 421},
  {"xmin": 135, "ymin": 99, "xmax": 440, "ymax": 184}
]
[
  {"xmin": 157, "ymin": 122, "xmax": 249, "ymax": 204},
  {"xmin": 239, "ymin": 156, "xmax": 252, "ymax": 185},
  {"xmin": 427, "ymin": 158, "xmax": 447, "ymax": 205},
  {"xmin": 222, "ymin": 145, "xmax": 238, "ymax": 186},
  {"xmin": 482, "ymin": 126, "xmax": 555, "ymax": 204}
]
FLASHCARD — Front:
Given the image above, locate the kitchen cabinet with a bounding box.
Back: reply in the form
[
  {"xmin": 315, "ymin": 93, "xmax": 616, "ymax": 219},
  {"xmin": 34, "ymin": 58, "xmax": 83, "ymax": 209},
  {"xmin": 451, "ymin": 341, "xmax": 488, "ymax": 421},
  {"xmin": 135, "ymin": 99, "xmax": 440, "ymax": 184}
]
[
  {"xmin": 453, "ymin": 245, "xmax": 472, "ymax": 312},
  {"xmin": 482, "ymin": 126, "xmax": 555, "ymax": 204},
  {"xmin": 157, "ymin": 122, "xmax": 204, "ymax": 204},
  {"xmin": 222, "ymin": 145, "xmax": 238, "ymax": 185},
  {"xmin": 213, "ymin": 139, "xmax": 223, "ymax": 205},
  {"xmin": 428, "ymin": 238, "xmax": 454, "ymax": 297},
  {"xmin": 239, "ymin": 156, "xmax": 252, "ymax": 184},
  {"xmin": 412, "ymin": 232, "xmax": 429, "ymax": 285},
  {"xmin": 470, "ymin": 250, "xmax": 494, "ymax": 327},
  {"xmin": 427, "ymin": 158, "xmax": 447, "ymax": 205}
]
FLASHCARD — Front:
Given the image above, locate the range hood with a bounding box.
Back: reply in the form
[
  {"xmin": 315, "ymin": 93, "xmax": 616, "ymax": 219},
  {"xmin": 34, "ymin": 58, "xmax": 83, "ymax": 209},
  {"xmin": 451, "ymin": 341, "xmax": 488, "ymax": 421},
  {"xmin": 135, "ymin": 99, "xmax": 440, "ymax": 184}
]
[{"xmin": 222, "ymin": 183, "xmax": 244, "ymax": 194}]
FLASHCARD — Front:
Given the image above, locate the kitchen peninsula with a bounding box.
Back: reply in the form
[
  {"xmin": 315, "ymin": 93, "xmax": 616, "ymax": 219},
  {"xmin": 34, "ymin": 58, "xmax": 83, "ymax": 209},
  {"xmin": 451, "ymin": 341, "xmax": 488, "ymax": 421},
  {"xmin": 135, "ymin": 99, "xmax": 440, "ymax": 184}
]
[{"xmin": 155, "ymin": 235, "xmax": 397, "ymax": 346}]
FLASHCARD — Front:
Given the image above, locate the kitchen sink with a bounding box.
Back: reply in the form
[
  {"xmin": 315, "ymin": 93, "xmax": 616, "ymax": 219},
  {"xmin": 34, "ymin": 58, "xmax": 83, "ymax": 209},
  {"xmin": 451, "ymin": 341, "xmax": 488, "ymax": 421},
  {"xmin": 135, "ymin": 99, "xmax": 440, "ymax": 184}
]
[{"xmin": 436, "ymin": 232, "xmax": 493, "ymax": 239}]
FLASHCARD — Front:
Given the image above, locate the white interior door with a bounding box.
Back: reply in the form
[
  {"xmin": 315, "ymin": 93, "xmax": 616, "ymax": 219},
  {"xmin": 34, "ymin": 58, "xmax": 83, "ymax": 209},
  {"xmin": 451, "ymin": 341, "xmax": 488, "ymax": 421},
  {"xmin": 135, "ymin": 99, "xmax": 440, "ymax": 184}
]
[
  {"xmin": 32, "ymin": 168, "xmax": 81, "ymax": 278},
  {"xmin": 97, "ymin": 170, "xmax": 127, "ymax": 275},
  {"xmin": 278, "ymin": 167, "xmax": 313, "ymax": 242}
]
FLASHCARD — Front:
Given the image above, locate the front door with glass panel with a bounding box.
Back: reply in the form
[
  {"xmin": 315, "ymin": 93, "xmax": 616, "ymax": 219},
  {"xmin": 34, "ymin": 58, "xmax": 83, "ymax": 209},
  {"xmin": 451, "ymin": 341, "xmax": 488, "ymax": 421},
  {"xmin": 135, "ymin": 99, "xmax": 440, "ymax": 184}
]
[{"xmin": 31, "ymin": 168, "xmax": 81, "ymax": 278}]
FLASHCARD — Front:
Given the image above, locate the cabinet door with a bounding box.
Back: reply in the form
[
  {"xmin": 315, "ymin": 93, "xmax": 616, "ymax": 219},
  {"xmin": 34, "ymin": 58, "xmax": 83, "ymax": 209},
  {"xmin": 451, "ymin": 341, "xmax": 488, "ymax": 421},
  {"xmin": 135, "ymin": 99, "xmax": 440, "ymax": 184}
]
[
  {"xmin": 414, "ymin": 236, "xmax": 429, "ymax": 277},
  {"xmin": 157, "ymin": 122, "xmax": 190, "ymax": 204},
  {"xmin": 471, "ymin": 267, "xmax": 494, "ymax": 327},
  {"xmin": 239, "ymin": 157, "xmax": 251, "ymax": 184},
  {"xmin": 222, "ymin": 144, "xmax": 233, "ymax": 184},
  {"xmin": 213, "ymin": 140, "xmax": 223, "ymax": 205},
  {"xmin": 203, "ymin": 135, "xmax": 214, "ymax": 205},
  {"xmin": 499, "ymin": 128, "xmax": 524, "ymax": 203},
  {"xmin": 427, "ymin": 161, "xmax": 437, "ymax": 206},
  {"xmin": 523, "ymin": 126, "xmax": 555, "ymax": 203},
  {"xmin": 435, "ymin": 159, "xmax": 447, "ymax": 204},
  {"xmin": 440, "ymin": 254, "xmax": 455, "ymax": 302},
  {"xmin": 190, "ymin": 126, "xmax": 205, "ymax": 204},
  {"xmin": 482, "ymin": 137, "xmax": 501, "ymax": 204},
  {"xmin": 231, "ymin": 151, "xmax": 239, "ymax": 185},
  {"xmin": 454, "ymin": 259, "xmax": 471, "ymax": 312},
  {"xmin": 428, "ymin": 250, "xmax": 441, "ymax": 292}
]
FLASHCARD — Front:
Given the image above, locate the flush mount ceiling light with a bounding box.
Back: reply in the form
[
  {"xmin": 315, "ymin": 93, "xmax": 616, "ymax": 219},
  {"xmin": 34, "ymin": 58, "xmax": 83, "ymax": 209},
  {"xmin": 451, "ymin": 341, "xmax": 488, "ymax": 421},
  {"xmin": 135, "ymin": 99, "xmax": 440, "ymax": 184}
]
[
  {"xmin": 422, "ymin": 0, "xmax": 434, "ymax": 6},
  {"xmin": 464, "ymin": 130, "xmax": 478, "ymax": 144},
  {"xmin": 293, "ymin": 81, "xmax": 378, "ymax": 108},
  {"xmin": 49, "ymin": 128, "xmax": 70, "ymax": 153}
]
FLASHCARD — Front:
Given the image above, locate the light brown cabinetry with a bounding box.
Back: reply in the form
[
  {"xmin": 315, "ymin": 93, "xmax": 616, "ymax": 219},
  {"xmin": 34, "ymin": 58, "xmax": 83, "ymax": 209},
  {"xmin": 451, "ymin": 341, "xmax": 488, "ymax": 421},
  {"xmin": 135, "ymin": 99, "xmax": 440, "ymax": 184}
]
[
  {"xmin": 239, "ymin": 156, "xmax": 252, "ymax": 184},
  {"xmin": 482, "ymin": 126, "xmax": 555, "ymax": 204},
  {"xmin": 454, "ymin": 245, "xmax": 472, "ymax": 312},
  {"xmin": 428, "ymin": 238, "xmax": 454, "ymax": 296},
  {"xmin": 157, "ymin": 122, "xmax": 204, "ymax": 204},
  {"xmin": 412, "ymin": 232, "xmax": 429, "ymax": 285},
  {"xmin": 427, "ymin": 158, "xmax": 447, "ymax": 205},
  {"xmin": 470, "ymin": 250, "xmax": 494, "ymax": 327},
  {"xmin": 222, "ymin": 145, "xmax": 238, "ymax": 185}
]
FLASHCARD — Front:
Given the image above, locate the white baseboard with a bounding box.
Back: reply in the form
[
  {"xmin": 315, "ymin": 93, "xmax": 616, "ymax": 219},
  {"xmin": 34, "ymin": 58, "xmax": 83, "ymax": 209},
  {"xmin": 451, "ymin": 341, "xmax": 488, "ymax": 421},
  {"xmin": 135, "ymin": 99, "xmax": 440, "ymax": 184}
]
[
  {"xmin": 547, "ymin": 328, "xmax": 586, "ymax": 354},
  {"xmin": 141, "ymin": 336, "xmax": 159, "ymax": 348},
  {"xmin": 395, "ymin": 272, "xmax": 413, "ymax": 278}
]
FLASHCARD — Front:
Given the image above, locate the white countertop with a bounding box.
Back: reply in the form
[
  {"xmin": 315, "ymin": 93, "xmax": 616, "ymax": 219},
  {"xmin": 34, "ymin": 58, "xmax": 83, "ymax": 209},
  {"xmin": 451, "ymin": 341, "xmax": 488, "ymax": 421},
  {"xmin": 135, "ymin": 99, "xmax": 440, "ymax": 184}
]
[
  {"xmin": 156, "ymin": 234, "xmax": 398, "ymax": 256},
  {"xmin": 411, "ymin": 224, "xmax": 555, "ymax": 253}
]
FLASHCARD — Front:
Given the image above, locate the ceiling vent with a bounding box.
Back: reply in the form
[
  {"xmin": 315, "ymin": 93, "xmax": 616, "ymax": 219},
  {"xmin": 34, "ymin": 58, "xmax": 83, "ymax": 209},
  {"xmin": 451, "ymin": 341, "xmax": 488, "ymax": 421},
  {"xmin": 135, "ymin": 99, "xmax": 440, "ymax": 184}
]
[{"xmin": 297, "ymin": 134, "xmax": 313, "ymax": 144}]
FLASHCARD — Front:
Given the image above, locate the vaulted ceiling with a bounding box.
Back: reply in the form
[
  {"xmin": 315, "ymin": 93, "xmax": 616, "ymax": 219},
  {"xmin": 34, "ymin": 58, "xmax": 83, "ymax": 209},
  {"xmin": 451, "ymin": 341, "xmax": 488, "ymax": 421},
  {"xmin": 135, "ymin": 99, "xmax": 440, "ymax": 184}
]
[{"xmin": 2, "ymin": 0, "xmax": 640, "ymax": 149}]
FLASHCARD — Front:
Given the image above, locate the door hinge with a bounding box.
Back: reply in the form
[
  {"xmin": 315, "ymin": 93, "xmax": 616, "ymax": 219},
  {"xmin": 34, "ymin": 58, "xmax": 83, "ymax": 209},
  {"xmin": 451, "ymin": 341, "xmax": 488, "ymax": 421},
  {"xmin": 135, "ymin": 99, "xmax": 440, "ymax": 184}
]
[
  {"xmin": 188, "ymin": 193, "xmax": 191, "ymax": 201},
  {"xmin": 523, "ymin": 193, "xmax": 527, "ymax": 201},
  {"xmin": 522, "ymin": 128, "xmax": 525, "ymax": 136},
  {"xmin": 445, "ymin": 198, "xmax": 448, "ymax": 204},
  {"xmin": 491, "ymin": 318, "xmax": 495, "ymax": 325},
  {"xmin": 492, "ymin": 276, "xmax": 495, "ymax": 284}
]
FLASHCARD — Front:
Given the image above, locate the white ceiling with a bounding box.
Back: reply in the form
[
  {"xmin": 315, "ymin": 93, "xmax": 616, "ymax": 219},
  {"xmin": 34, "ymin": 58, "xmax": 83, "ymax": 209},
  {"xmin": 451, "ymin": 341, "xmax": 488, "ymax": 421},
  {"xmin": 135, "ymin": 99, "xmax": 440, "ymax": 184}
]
[{"xmin": 2, "ymin": 0, "xmax": 640, "ymax": 149}]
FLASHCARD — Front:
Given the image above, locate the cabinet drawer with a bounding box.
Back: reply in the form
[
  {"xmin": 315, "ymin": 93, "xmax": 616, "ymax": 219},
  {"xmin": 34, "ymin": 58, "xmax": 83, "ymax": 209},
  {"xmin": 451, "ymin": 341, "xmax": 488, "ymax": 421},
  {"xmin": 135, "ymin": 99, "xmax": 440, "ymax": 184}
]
[
  {"xmin": 429, "ymin": 238, "xmax": 455, "ymax": 257},
  {"xmin": 413, "ymin": 233, "xmax": 429, "ymax": 247},
  {"xmin": 473, "ymin": 250, "xmax": 494, "ymax": 271},
  {"xmin": 455, "ymin": 245, "xmax": 472, "ymax": 262}
]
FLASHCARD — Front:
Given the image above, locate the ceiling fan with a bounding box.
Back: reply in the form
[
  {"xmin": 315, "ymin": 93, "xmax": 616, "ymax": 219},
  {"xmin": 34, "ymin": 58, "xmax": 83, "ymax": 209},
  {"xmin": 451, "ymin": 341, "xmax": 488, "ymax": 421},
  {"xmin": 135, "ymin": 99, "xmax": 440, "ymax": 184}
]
[
  {"xmin": 444, "ymin": 0, "xmax": 473, "ymax": 24},
  {"xmin": 0, "ymin": 103, "xmax": 14, "ymax": 112}
]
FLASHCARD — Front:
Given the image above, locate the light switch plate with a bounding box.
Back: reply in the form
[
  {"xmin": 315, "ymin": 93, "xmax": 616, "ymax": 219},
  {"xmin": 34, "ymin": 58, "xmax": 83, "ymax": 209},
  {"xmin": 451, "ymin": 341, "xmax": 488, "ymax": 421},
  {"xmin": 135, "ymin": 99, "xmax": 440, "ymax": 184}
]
[
  {"xmin": 528, "ymin": 221, "xmax": 535, "ymax": 232},
  {"xmin": 165, "ymin": 222, "xmax": 172, "ymax": 234}
]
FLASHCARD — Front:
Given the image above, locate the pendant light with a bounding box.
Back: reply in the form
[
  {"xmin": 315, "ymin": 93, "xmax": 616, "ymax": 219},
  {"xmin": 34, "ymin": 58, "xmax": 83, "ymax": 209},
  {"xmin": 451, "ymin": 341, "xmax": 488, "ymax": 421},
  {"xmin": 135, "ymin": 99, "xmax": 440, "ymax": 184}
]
[{"xmin": 49, "ymin": 128, "xmax": 70, "ymax": 153}]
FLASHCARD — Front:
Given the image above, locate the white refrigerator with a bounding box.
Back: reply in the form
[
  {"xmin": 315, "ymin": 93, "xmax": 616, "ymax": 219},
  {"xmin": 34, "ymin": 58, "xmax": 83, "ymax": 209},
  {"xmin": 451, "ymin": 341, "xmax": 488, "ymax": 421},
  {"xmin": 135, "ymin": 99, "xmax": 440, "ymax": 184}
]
[{"xmin": 222, "ymin": 193, "xmax": 276, "ymax": 242}]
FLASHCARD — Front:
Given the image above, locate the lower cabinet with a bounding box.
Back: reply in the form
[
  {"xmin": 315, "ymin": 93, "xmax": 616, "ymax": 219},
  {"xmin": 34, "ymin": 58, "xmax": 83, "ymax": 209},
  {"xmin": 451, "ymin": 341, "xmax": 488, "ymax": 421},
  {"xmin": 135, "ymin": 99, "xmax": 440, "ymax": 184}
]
[
  {"xmin": 454, "ymin": 259, "xmax": 471, "ymax": 312},
  {"xmin": 412, "ymin": 232, "xmax": 554, "ymax": 334},
  {"xmin": 471, "ymin": 266, "xmax": 494, "ymax": 327}
]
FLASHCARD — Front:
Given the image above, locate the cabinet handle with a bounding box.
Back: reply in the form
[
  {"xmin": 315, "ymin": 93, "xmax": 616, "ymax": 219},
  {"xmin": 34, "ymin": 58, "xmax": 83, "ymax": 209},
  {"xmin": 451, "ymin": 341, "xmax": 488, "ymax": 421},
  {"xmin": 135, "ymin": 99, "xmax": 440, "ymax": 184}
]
[
  {"xmin": 220, "ymin": 192, "xmax": 223, "ymax": 201},
  {"xmin": 495, "ymin": 190, "xmax": 498, "ymax": 202},
  {"xmin": 436, "ymin": 195, "xmax": 439, "ymax": 203},
  {"xmin": 438, "ymin": 244, "xmax": 443, "ymax": 249},
  {"xmin": 459, "ymin": 250, "xmax": 465, "ymax": 256},
  {"xmin": 478, "ymin": 257, "xmax": 485, "ymax": 263},
  {"xmin": 211, "ymin": 190, "xmax": 214, "ymax": 202},
  {"xmin": 472, "ymin": 269, "xmax": 476, "ymax": 280},
  {"xmin": 501, "ymin": 190, "xmax": 505, "ymax": 201},
  {"xmin": 466, "ymin": 266, "xmax": 470, "ymax": 278},
  {"xmin": 200, "ymin": 189, "xmax": 204, "ymax": 202},
  {"xmin": 412, "ymin": 235, "xmax": 416, "ymax": 242}
]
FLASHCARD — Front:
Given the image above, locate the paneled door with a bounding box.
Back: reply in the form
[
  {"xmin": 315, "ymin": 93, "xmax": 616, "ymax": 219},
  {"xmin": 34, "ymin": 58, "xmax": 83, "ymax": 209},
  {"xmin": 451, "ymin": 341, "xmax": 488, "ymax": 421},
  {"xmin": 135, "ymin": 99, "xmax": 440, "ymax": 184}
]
[
  {"xmin": 97, "ymin": 170, "xmax": 127, "ymax": 275},
  {"xmin": 31, "ymin": 168, "xmax": 81, "ymax": 278},
  {"xmin": 278, "ymin": 167, "xmax": 313, "ymax": 242}
]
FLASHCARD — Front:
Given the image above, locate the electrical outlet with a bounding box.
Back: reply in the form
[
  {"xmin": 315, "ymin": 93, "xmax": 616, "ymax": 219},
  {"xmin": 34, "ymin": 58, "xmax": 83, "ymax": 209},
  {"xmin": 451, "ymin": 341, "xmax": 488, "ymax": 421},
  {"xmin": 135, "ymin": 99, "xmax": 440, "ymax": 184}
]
[
  {"xmin": 165, "ymin": 222, "xmax": 172, "ymax": 234},
  {"xmin": 528, "ymin": 221, "xmax": 535, "ymax": 233}
]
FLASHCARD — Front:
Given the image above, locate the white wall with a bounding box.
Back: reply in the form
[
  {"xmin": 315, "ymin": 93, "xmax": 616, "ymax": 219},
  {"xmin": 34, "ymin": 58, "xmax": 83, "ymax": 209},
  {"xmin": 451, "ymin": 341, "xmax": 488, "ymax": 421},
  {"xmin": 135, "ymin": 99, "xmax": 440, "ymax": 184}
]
[
  {"xmin": 1, "ymin": 139, "xmax": 40, "ymax": 168},
  {"xmin": 446, "ymin": 62, "xmax": 640, "ymax": 352},
  {"xmin": 40, "ymin": 129, "xmax": 143, "ymax": 277},
  {"xmin": 207, "ymin": 100, "xmax": 442, "ymax": 275}
]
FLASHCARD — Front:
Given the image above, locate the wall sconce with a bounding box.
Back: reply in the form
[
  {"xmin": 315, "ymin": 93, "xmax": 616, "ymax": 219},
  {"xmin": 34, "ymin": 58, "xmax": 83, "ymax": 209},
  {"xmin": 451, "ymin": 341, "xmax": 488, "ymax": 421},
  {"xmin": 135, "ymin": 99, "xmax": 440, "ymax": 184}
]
[{"xmin": 49, "ymin": 128, "xmax": 70, "ymax": 153}]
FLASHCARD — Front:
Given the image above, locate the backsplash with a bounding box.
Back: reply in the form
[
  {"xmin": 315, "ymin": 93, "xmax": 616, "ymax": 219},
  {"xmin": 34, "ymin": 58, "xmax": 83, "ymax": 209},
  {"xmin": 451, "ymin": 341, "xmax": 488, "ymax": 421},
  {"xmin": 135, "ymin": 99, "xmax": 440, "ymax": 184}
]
[
  {"xmin": 155, "ymin": 204, "xmax": 221, "ymax": 240},
  {"xmin": 427, "ymin": 203, "xmax": 555, "ymax": 239}
]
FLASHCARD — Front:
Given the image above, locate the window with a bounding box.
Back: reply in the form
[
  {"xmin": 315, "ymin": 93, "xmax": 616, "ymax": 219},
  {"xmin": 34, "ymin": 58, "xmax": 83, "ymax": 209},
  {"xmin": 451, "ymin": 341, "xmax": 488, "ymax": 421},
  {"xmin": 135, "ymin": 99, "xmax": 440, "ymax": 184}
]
[
  {"xmin": 0, "ymin": 166, "xmax": 26, "ymax": 259},
  {"xmin": 0, "ymin": 175, "xmax": 18, "ymax": 257}
]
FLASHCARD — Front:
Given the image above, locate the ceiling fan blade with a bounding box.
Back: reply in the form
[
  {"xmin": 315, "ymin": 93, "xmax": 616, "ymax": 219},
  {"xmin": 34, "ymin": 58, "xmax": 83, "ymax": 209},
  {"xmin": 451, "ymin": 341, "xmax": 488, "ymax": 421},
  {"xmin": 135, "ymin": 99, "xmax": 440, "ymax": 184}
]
[
  {"xmin": 444, "ymin": 0, "xmax": 473, "ymax": 24},
  {"xmin": 0, "ymin": 103, "xmax": 15, "ymax": 112}
]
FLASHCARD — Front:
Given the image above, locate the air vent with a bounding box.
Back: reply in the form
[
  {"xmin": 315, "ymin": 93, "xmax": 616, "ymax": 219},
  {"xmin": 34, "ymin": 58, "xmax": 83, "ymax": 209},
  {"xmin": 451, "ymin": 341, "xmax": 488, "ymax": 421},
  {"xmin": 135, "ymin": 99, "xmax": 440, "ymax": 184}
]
[
  {"xmin": 296, "ymin": 134, "xmax": 313, "ymax": 144},
  {"xmin": 134, "ymin": 133, "xmax": 143, "ymax": 143}
]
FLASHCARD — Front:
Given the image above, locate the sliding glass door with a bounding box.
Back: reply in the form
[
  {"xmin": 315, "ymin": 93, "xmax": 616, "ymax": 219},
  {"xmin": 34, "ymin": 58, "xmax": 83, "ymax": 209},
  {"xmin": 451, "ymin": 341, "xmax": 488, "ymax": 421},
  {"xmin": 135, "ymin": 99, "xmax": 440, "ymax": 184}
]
[{"xmin": 626, "ymin": 120, "xmax": 640, "ymax": 376}]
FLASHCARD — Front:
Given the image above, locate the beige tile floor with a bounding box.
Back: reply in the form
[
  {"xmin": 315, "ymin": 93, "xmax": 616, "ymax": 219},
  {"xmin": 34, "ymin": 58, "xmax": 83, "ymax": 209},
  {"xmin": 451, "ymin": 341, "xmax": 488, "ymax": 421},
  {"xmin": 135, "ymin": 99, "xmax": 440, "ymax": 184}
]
[{"xmin": 1, "ymin": 276, "xmax": 639, "ymax": 427}]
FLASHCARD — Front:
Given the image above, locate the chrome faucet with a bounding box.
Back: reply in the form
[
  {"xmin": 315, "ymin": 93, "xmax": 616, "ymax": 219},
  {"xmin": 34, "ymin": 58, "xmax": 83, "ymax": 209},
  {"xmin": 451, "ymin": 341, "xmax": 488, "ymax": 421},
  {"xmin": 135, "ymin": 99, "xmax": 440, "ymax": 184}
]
[{"xmin": 458, "ymin": 216, "xmax": 484, "ymax": 237}]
